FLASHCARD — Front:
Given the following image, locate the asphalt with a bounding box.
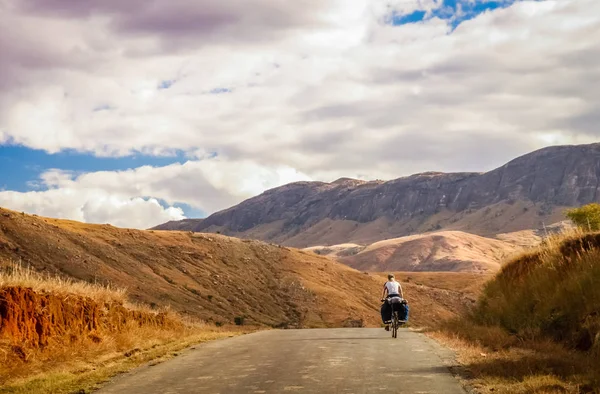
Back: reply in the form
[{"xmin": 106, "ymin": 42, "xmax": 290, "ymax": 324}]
[{"xmin": 97, "ymin": 328, "xmax": 466, "ymax": 394}]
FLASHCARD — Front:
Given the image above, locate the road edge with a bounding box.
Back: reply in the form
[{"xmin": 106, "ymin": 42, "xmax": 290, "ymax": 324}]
[{"xmin": 414, "ymin": 328, "xmax": 478, "ymax": 394}]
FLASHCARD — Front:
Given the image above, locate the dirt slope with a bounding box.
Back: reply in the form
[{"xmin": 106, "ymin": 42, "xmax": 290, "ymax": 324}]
[
  {"xmin": 0, "ymin": 286, "xmax": 178, "ymax": 349},
  {"xmin": 338, "ymin": 231, "xmax": 520, "ymax": 273},
  {"xmin": 0, "ymin": 271, "xmax": 238, "ymax": 390},
  {"xmin": 0, "ymin": 208, "xmax": 482, "ymax": 328}
]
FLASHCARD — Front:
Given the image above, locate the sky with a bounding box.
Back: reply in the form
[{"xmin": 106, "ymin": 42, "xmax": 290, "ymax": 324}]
[{"xmin": 0, "ymin": 0, "xmax": 599, "ymax": 229}]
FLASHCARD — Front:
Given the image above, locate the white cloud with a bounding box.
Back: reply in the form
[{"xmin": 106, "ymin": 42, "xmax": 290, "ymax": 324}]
[
  {"xmin": 0, "ymin": 0, "xmax": 599, "ymax": 225},
  {"xmin": 0, "ymin": 188, "xmax": 185, "ymax": 229},
  {"xmin": 81, "ymin": 197, "xmax": 185, "ymax": 229},
  {"xmin": 0, "ymin": 159, "xmax": 311, "ymax": 228}
]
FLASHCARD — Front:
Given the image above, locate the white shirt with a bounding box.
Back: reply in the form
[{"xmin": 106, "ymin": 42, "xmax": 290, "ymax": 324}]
[{"xmin": 385, "ymin": 280, "xmax": 401, "ymax": 296}]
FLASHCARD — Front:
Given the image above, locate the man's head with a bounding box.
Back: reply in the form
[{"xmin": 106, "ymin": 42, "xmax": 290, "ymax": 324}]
[{"xmin": 388, "ymin": 273, "xmax": 395, "ymax": 281}]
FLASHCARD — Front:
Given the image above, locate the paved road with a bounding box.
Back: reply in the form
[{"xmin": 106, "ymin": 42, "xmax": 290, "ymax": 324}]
[{"xmin": 98, "ymin": 328, "xmax": 465, "ymax": 394}]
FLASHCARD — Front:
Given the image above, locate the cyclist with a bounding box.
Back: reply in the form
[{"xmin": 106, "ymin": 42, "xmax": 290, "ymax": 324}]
[{"xmin": 380, "ymin": 273, "xmax": 404, "ymax": 331}]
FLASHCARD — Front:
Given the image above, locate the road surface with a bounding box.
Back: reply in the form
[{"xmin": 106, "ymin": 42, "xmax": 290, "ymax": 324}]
[{"xmin": 97, "ymin": 328, "xmax": 465, "ymax": 394}]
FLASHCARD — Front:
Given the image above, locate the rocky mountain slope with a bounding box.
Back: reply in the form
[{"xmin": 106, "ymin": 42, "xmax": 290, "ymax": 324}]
[
  {"xmin": 155, "ymin": 143, "xmax": 600, "ymax": 247},
  {"xmin": 0, "ymin": 208, "xmax": 484, "ymax": 328}
]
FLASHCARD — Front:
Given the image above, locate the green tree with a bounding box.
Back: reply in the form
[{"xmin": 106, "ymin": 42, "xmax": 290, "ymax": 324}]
[{"xmin": 566, "ymin": 203, "xmax": 600, "ymax": 231}]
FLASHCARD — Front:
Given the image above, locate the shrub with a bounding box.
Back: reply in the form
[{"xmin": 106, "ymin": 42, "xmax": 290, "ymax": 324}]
[
  {"xmin": 566, "ymin": 203, "xmax": 600, "ymax": 232},
  {"xmin": 234, "ymin": 316, "xmax": 245, "ymax": 326}
]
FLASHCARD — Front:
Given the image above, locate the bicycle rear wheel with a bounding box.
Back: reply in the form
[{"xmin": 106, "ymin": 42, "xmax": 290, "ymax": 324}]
[{"xmin": 392, "ymin": 312, "xmax": 398, "ymax": 338}]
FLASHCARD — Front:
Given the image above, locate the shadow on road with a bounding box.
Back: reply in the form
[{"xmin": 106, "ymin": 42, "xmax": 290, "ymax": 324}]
[
  {"xmin": 290, "ymin": 337, "xmax": 393, "ymax": 341},
  {"xmin": 402, "ymin": 365, "xmax": 457, "ymax": 375}
]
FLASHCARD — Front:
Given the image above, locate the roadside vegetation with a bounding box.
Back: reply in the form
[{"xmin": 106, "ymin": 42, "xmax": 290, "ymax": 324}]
[
  {"xmin": 0, "ymin": 261, "xmax": 126, "ymax": 303},
  {"xmin": 567, "ymin": 203, "xmax": 600, "ymax": 232},
  {"xmin": 0, "ymin": 262, "xmax": 246, "ymax": 394},
  {"xmin": 434, "ymin": 222, "xmax": 600, "ymax": 393}
]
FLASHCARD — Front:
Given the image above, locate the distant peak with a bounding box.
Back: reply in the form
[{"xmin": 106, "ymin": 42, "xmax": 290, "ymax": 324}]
[
  {"xmin": 413, "ymin": 172, "xmax": 447, "ymax": 177},
  {"xmin": 330, "ymin": 178, "xmax": 375, "ymax": 188},
  {"xmin": 407, "ymin": 171, "xmax": 482, "ymax": 179},
  {"xmin": 331, "ymin": 177, "xmax": 360, "ymax": 185}
]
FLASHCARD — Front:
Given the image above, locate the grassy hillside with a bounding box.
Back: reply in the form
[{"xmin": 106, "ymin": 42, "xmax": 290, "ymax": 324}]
[
  {"xmin": 436, "ymin": 230, "xmax": 600, "ymax": 393},
  {"xmin": 0, "ymin": 207, "xmax": 374, "ymax": 328},
  {"xmin": 476, "ymin": 232, "xmax": 600, "ymax": 352},
  {"xmin": 0, "ymin": 208, "xmax": 479, "ymax": 329}
]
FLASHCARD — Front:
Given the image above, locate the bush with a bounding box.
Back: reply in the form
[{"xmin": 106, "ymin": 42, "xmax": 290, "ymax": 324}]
[
  {"xmin": 234, "ymin": 316, "xmax": 245, "ymax": 326},
  {"xmin": 566, "ymin": 203, "xmax": 600, "ymax": 232}
]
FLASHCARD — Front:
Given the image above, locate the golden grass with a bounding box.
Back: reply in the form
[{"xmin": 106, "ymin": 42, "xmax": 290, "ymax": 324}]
[
  {"xmin": 431, "ymin": 229, "xmax": 600, "ymax": 393},
  {"xmin": 477, "ymin": 230, "xmax": 600, "ymax": 351},
  {"xmin": 430, "ymin": 328, "xmax": 588, "ymax": 393},
  {"xmin": 0, "ymin": 325, "xmax": 246, "ymax": 394},
  {"xmin": 0, "ymin": 260, "xmax": 126, "ymax": 304},
  {"xmin": 0, "ymin": 262, "xmax": 256, "ymax": 393},
  {"xmin": 431, "ymin": 317, "xmax": 600, "ymax": 393},
  {"xmin": 495, "ymin": 226, "xmax": 585, "ymax": 276}
]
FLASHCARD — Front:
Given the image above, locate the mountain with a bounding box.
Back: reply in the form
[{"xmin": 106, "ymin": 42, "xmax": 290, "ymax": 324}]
[
  {"xmin": 0, "ymin": 208, "xmax": 484, "ymax": 328},
  {"xmin": 154, "ymin": 143, "xmax": 600, "ymax": 247}
]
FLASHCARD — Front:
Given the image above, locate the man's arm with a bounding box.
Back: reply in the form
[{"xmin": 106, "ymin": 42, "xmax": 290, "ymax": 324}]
[
  {"xmin": 381, "ymin": 283, "xmax": 388, "ymax": 300},
  {"xmin": 398, "ymin": 284, "xmax": 404, "ymax": 299}
]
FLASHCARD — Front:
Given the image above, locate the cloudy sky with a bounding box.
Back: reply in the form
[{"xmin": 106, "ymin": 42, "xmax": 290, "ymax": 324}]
[{"xmin": 0, "ymin": 0, "xmax": 598, "ymax": 229}]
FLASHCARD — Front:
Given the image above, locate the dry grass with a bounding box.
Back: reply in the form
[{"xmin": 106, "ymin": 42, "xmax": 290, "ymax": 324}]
[
  {"xmin": 432, "ymin": 229, "xmax": 600, "ymax": 393},
  {"xmin": 0, "ymin": 260, "xmax": 126, "ymax": 304},
  {"xmin": 492, "ymin": 226, "xmax": 584, "ymax": 277},
  {"xmin": 430, "ymin": 328, "xmax": 591, "ymax": 393},
  {"xmin": 0, "ymin": 262, "xmax": 253, "ymax": 393},
  {"xmin": 476, "ymin": 229, "xmax": 600, "ymax": 351},
  {"xmin": 0, "ymin": 326, "xmax": 245, "ymax": 394}
]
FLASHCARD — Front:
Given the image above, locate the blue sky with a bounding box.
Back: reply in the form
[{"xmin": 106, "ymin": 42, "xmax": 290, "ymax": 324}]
[
  {"xmin": 0, "ymin": 145, "xmax": 187, "ymax": 192},
  {"xmin": 392, "ymin": 0, "xmax": 529, "ymax": 29},
  {"xmin": 0, "ymin": 146, "xmax": 205, "ymax": 217}
]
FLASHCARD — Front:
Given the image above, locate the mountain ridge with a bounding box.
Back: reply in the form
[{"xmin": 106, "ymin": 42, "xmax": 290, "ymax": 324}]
[{"xmin": 154, "ymin": 143, "xmax": 600, "ymax": 247}]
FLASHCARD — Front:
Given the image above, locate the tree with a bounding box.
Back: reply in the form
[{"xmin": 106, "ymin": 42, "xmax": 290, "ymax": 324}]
[{"xmin": 566, "ymin": 203, "xmax": 600, "ymax": 232}]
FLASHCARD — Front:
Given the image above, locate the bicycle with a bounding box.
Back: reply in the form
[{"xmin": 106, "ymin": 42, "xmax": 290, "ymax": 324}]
[
  {"xmin": 383, "ymin": 297, "xmax": 406, "ymax": 338},
  {"xmin": 391, "ymin": 305, "xmax": 400, "ymax": 338}
]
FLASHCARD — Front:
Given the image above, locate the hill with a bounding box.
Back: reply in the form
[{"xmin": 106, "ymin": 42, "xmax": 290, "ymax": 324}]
[
  {"xmin": 0, "ymin": 208, "xmax": 480, "ymax": 329},
  {"xmin": 304, "ymin": 243, "xmax": 365, "ymax": 258},
  {"xmin": 475, "ymin": 230, "xmax": 600, "ymax": 352},
  {"xmin": 436, "ymin": 230, "xmax": 600, "ymax": 392},
  {"xmin": 154, "ymin": 143, "xmax": 600, "ymax": 247},
  {"xmin": 336, "ymin": 231, "xmax": 520, "ymax": 273}
]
